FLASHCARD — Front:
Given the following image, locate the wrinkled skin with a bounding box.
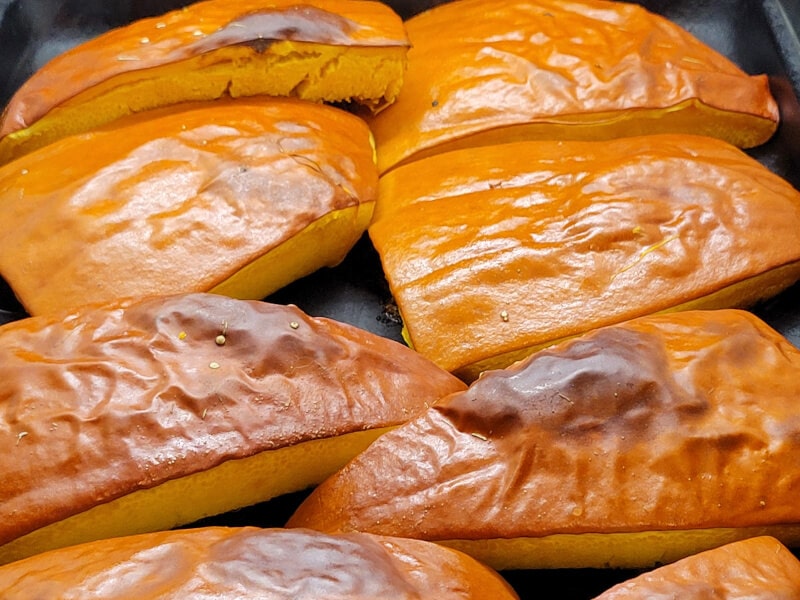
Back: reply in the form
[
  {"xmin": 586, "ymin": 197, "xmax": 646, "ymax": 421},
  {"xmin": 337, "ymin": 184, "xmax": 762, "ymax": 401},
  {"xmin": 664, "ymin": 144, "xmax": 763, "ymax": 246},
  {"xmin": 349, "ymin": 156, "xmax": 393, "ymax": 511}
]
[
  {"xmin": 0, "ymin": 527, "xmax": 519, "ymax": 599},
  {"xmin": 367, "ymin": 0, "xmax": 778, "ymax": 172},
  {"xmin": 289, "ymin": 310, "xmax": 800, "ymax": 551},
  {"xmin": 0, "ymin": 293, "xmax": 465, "ymax": 548}
]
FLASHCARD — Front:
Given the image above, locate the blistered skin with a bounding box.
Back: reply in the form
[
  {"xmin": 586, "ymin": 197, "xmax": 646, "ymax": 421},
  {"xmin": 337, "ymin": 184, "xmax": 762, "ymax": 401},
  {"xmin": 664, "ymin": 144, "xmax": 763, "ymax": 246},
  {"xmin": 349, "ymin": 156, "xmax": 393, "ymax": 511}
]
[
  {"xmin": 0, "ymin": 97, "xmax": 377, "ymax": 317},
  {"xmin": 0, "ymin": 0, "xmax": 408, "ymax": 137},
  {"xmin": 0, "ymin": 293, "xmax": 466, "ymax": 549},
  {"xmin": 594, "ymin": 536, "xmax": 800, "ymax": 599},
  {"xmin": 369, "ymin": 135, "xmax": 800, "ymax": 378},
  {"xmin": 368, "ymin": 0, "xmax": 778, "ymax": 172},
  {"xmin": 288, "ymin": 310, "xmax": 800, "ymax": 541},
  {"xmin": 0, "ymin": 527, "xmax": 519, "ymax": 599}
]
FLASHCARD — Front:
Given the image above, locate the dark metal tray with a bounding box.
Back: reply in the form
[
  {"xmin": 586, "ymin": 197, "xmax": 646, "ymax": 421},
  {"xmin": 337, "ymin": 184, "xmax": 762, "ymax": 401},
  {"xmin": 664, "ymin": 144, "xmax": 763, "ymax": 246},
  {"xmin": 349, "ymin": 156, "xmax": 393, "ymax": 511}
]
[{"xmin": 1, "ymin": 0, "xmax": 799, "ymax": 597}]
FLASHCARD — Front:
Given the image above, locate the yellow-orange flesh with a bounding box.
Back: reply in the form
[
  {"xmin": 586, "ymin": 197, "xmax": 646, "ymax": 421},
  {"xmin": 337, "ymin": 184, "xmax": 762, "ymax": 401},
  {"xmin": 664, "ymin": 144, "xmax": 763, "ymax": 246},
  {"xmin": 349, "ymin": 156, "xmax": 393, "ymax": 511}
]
[
  {"xmin": 0, "ymin": 97, "xmax": 378, "ymax": 316},
  {"xmin": 369, "ymin": 135, "xmax": 800, "ymax": 381},
  {"xmin": 0, "ymin": 427, "xmax": 390, "ymax": 566},
  {"xmin": 440, "ymin": 526, "xmax": 800, "ymax": 570},
  {"xmin": 366, "ymin": 0, "xmax": 778, "ymax": 174},
  {"xmin": 287, "ymin": 310, "xmax": 800, "ymax": 571},
  {"xmin": 0, "ymin": 0, "xmax": 409, "ymax": 163},
  {"xmin": 0, "ymin": 294, "xmax": 467, "ymax": 565}
]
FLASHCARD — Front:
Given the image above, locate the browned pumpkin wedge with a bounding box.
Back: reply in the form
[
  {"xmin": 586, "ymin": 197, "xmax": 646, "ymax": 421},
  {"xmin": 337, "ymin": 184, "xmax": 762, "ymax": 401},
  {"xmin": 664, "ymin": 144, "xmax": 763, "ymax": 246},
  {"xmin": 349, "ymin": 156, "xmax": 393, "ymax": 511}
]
[
  {"xmin": 287, "ymin": 309, "xmax": 800, "ymax": 570},
  {"xmin": 369, "ymin": 135, "xmax": 800, "ymax": 381},
  {"xmin": 0, "ymin": 0, "xmax": 409, "ymax": 164},
  {"xmin": 0, "ymin": 292, "xmax": 466, "ymax": 565},
  {"xmin": 0, "ymin": 527, "xmax": 518, "ymax": 599},
  {"xmin": 367, "ymin": 0, "xmax": 778, "ymax": 174},
  {"xmin": 593, "ymin": 536, "xmax": 800, "ymax": 599},
  {"xmin": 0, "ymin": 96, "xmax": 377, "ymax": 317}
]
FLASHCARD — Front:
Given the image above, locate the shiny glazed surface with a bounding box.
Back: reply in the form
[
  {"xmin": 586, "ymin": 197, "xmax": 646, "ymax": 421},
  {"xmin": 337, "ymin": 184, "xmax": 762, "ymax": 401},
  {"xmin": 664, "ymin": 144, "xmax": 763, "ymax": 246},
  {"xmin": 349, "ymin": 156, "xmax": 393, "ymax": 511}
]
[
  {"xmin": 0, "ymin": 0, "xmax": 408, "ymax": 137},
  {"xmin": 0, "ymin": 0, "xmax": 797, "ymax": 597},
  {"xmin": 0, "ymin": 527, "xmax": 518, "ymax": 599},
  {"xmin": 367, "ymin": 0, "xmax": 778, "ymax": 173},
  {"xmin": 594, "ymin": 536, "xmax": 800, "ymax": 599},
  {"xmin": 288, "ymin": 310, "xmax": 800, "ymax": 542},
  {"xmin": 0, "ymin": 97, "xmax": 377, "ymax": 317},
  {"xmin": 369, "ymin": 134, "xmax": 800, "ymax": 377},
  {"xmin": 0, "ymin": 293, "xmax": 465, "ymax": 548}
]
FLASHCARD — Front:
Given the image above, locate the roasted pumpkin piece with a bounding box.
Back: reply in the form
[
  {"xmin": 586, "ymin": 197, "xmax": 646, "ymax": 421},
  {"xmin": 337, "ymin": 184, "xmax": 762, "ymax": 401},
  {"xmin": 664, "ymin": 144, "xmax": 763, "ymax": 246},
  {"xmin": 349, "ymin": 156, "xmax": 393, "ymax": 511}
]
[
  {"xmin": 0, "ymin": 96, "xmax": 377, "ymax": 317},
  {"xmin": 0, "ymin": 0, "xmax": 409, "ymax": 164},
  {"xmin": 594, "ymin": 536, "xmax": 800, "ymax": 599},
  {"xmin": 0, "ymin": 527, "xmax": 519, "ymax": 599},
  {"xmin": 370, "ymin": 135, "xmax": 800, "ymax": 380},
  {"xmin": 0, "ymin": 293, "xmax": 466, "ymax": 565},
  {"xmin": 367, "ymin": 0, "xmax": 779, "ymax": 174},
  {"xmin": 288, "ymin": 309, "xmax": 800, "ymax": 570}
]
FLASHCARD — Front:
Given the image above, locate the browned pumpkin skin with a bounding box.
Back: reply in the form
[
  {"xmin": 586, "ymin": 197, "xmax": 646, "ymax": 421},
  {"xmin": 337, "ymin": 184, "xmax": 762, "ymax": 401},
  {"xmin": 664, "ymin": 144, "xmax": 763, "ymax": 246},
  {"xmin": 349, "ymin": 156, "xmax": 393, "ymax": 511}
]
[
  {"xmin": 369, "ymin": 135, "xmax": 800, "ymax": 380},
  {"xmin": 0, "ymin": 0, "xmax": 408, "ymax": 162},
  {"xmin": 0, "ymin": 527, "xmax": 518, "ymax": 599},
  {"xmin": 367, "ymin": 0, "xmax": 778, "ymax": 173},
  {"xmin": 0, "ymin": 293, "xmax": 465, "ymax": 560},
  {"xmin": 288, "ymin": 310, "xmax": 800, "ymax": 567},
  {"xmin": 593, "ymin": 536, "xmax": 800, "ymax": 599},
  {"xmin": 0, "ymin": 97, "xmax": 377, "ymax": 317}
]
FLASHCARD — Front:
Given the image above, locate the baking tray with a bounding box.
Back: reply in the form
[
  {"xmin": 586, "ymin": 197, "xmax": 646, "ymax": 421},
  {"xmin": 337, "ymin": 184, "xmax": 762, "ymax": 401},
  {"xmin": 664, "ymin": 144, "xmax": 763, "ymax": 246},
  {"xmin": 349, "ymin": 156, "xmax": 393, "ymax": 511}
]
[{"xmin": 1, "ymin": 0, "xmax": 799, "ymax": 596}]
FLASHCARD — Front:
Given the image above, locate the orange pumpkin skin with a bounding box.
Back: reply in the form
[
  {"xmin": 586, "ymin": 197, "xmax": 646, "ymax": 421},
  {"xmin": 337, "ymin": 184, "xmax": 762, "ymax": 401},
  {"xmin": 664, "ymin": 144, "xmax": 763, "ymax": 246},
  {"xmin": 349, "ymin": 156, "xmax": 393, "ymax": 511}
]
[
  {"xmin": 367, "ymin": 0, "xmax": 779, "ymax": 174},
  {"xmin": 369, "ymin": 135, "xmax": 800, "ymax": 380},
  {"xmin": 0, "ymin": 0, "xmax": 409, "ymax": 163},
  {"xmin": 594, "ymin": 536, "xmax": 800, "ymax": 599},
  {"xmin": 0, "ymin": 293, "xmax": 466, "ymax": 564},
  {"xmin": 0, "ymin": 527, "xmax": 518, "ymax": 600},
  {"xmin": 288, "ymin": 309, "xmax": 800, "ymax": 569},
  {"xmin": 0, "ymin": 97, "xmax": 378, "ymax": 317}
]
